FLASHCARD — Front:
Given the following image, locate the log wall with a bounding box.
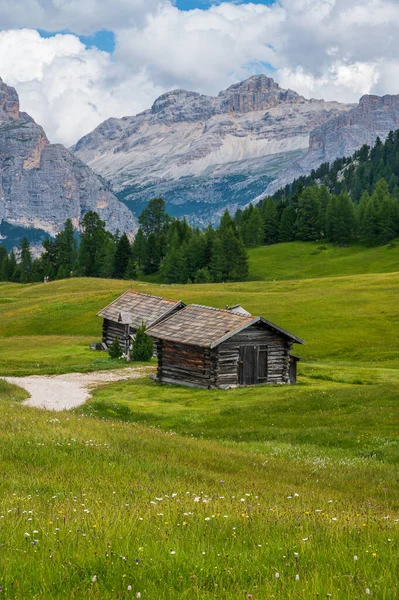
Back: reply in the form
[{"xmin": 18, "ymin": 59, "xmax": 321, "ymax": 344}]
[
  {"xmin": 102, "ymin": 319, "xmax": 134, "ymax": 349},
  {"xmin": 156, "ymin": 340, "xmax": 213, "ymax": 388}
]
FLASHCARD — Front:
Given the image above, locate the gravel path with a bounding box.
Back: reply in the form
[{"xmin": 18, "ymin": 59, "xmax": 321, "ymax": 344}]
[{"xmin": 4, "ymin": 366, "xmax": 153, "ymax": 411}]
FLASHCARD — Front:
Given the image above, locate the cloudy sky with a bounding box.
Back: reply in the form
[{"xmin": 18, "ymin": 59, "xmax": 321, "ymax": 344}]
[{"xmin": 0, "ymin": 0, "xmax": 398, "ymax": 145}]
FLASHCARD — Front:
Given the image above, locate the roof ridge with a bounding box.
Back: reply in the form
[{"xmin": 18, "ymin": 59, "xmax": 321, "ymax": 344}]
[
  {"xmin": 128, "ymin": 290, "xmax": 179, "ymax": 303},
  {"xmin": 189, "ymin": 303, "xmax": 252, "ymax": 317}
]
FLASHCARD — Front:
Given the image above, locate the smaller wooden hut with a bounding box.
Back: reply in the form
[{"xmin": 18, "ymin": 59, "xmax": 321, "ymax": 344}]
[
  {"xmin": 97, "ymin": 291, "xmax": 185, "ymax": 354},
  {"xmin": 146, "ymin": 304, "xmax": 304, "ymax": 389}
]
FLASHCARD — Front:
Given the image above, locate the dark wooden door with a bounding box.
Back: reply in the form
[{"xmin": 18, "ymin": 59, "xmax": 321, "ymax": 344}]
[{"xmin": 239, "ymin": 345, "xmax": 268, "ymax": 385}]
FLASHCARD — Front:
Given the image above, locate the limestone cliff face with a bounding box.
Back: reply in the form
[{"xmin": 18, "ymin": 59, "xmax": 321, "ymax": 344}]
[
  {"xmin": 266, "ymin": 93, "xmax": 399, "ymax": 195},
  {"xmin": 73, "ymin": 75, "xmax": 352, "ymax": 226},
  {"xmin": 0, "ymin": 78, "xmax": 136, "ymax": 240}
]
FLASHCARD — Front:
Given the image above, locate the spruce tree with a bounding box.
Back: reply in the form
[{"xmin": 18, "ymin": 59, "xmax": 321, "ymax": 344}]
[
  {"xmin": 240, "ymin": 205, "xmax": 264, "ymax": 247},
  {"xmin": 210, "ymin": 237, "xmax": 226, "ymax": 282},
  {"xmin": 194, "ymin": 267, "xmax": 212, "ymax": 283},
  {"xmin": 19, "ymin": 237, "xmax": 32, "ymax": 283},
  {"xmin": 296, "ymin": 187, "xmax": 322, "ymax": 241},
  {"xmin": 56, "ymin": 219, "xmax": 77, "ymax": 277},
  {"xmin": 132, "ymin": 324, "xmax": 153, "ymax": 362},
  {"xmin": 220, "ymin": 226, "xmax": 248, "ymax": 281},
  {"xmin": 108, "ymin": 336, "xmax": 123, "ymax": 359},
  {"xmin": 161, "ymin": 231, "xmax": 188, "ymax": 283},
  {"xmin": 132, "ymin": 227, "xmax": 146, "ymax": 269},
  {"xmin": 279, "ymin": 205, "xmax": 297, "ymax": 242},
  {"xmin": 261, "ymin": 198, "xmax": 279, "ymax": 244},
  {"xmin": 112, "ymin": 233, "xmax": 132, "ymax": 278},
  {"xmin": 125, "ymin": 257, "xmax": 137, "ymax": 280},
  {"xmin": 79, "ymin": 211, "xmax": 111, "ymax": 277},
  {"xmin": 334, "ymin": 192, "xmax": 356, "ymax": 245}
]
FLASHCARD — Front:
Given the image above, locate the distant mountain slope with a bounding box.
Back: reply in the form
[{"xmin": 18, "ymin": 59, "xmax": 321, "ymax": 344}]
[
  {"xmin": 0, "ymin": 78, "xmax": 136, "ymax": 244},
  {"xmin": 266, "ymin": 94, "xmax": 399, "ymax": 195},
  {"xmin": 72, "ymin": 75, "xmax": 351, "ymax": 226}
]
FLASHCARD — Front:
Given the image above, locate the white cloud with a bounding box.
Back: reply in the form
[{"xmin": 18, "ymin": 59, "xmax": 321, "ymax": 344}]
[
  {"xmin": 114, "ymin": 3, "xmax": 281, "ymax": 92},
  {"xmin": 0, "ymin": 29, "xmax": 166, "ymax": 145},
  {"xmin": 1, "ymin": 1, "xmax": 399, "ymax": 145},
  {"xmin": 0, "ymin": 0, "xmax": 167, "ymax": 35}
]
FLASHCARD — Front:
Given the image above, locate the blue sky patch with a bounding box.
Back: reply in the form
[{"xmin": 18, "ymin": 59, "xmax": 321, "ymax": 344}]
[{"xmin": 38, "ymin": 29, "xmax": 115, "ymax": 53}]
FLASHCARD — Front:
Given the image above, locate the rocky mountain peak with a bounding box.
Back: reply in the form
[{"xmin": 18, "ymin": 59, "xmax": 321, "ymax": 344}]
[
  {"xmin": 219, "ymin": 74, "xmax": 302, "ymax": 113},
  {"xmin": 151, "ymin": 88, "xmax": 217, "ymax": 123},
  {"xmin": 358, "ymin": 93, "xmax": 399, "ymax": 109},
  {"xmin": 0, "ymin": 77, "xmax": 136, "ymax": 241},
  {"xmin": 0, "ymin": 78, "xmax": 19, "ymax": 122}
]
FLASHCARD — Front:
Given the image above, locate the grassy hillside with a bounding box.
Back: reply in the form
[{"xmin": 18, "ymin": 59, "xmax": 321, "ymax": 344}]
[
  {"xmin": 0, "ymin": 381, "xmax": 398, "ymax": 599},
  {"xmin": 248, "ymin": 240, "xmax": 399, "ymax": 281},
  {"xmin": 0, "ymin": 259, "xmax": 398, "ymax": 597},
  {"xmin": 0, "ymin": 267, "xmax": 398, "ymax": 374}
]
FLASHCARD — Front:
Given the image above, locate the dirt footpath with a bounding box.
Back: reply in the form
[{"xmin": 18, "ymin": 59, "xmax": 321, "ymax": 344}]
[{"xmin": 4, "ymin": 366, "xmax": 153, "ymax": 411}]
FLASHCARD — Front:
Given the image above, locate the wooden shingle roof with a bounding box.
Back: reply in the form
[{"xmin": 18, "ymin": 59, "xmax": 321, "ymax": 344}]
[
  {"xmin": 146, "ymin": 304, "xmax": 304, "ymax": 348},
  {"xmin": 97, "ymin": 291, "xmax": 185, "ymax": 329}
]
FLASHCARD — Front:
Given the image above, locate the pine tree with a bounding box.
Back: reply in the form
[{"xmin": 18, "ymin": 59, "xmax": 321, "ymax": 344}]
[
  {"xmin": 112, "ymin": 233, "xmax": 132, "ymax": 278},
  {"xmin": 279, "ymin": 205, "xmax": 297, "ymax": 242},
  {"xmin": 296, "ymin": 187, "xmax": 322, "ymax": 241},
  {"xmin": 194, "ymin": 267, "xmax": 212, "ymax": 283},
  {"xmin": 142, "ymin": 232, "xmax": 163, "ymax": 275},
  {"xmin": 8, "ymin": 250, "xmax": 17, "ymax": 282},
  {"xmin": 161, "ymin": 232, "xmax": 188, "ymax": 283},
  {"xmin": 240, "ymin": 205, "xmax": 264, "ymax": 247},
  {"xmin": 79, "ymin": 211, "xmax": 111, "ymax": 277},
  {"xmin": 132, "ymin": 323, "xmax": 153, "ymax": 362},
  {"xmin": 108, "ymin": 336, "xmax": 123, "ymax": 359},
  {"xmin": 373, "ymin": 179, "xmax": 397, "ymax": 244},
  {"xmin": 261, "ymin": 198, "xmax": 279, "ymax": 244},
  {"xmin": 184, "ymin": 233, "xmax": 207, "ymax": 280},
  {"xmin": 334, "ymin": 192, "xmax": 356, "ymax": 245},
  {"xmin": 360, "ymin": 197, "xmax": 378, "ymax": 245},
  {"xmin": 19, "ymin": 237, "xmax": 32, "ymax": 283},
  {"xmin": 210, "ymin": 237, "xmax": 226, "ymax": 283},
  {"xmin": 220, "ymin": 226, "xmax": 248, "ymax": 281},
  {"xmin": 55, "ymin": 219, "xmax": 77, "ymax": 277},
  {"xmin": 139, "ymin": 198, "xmax": 170, "ymax": 238},
  {"xmin": 125, "ymin": 257, "xmax": 137, "ymax": 280},
  {"xmin": 132, "ymin": 227, "xmax": 146, "ymax": 269},
  {"xmin": 319, "ymin": 185, "xmax": 331, "ymax": 236},
  {"xmin": 0, "ymin": 246, "xmax": 8, "ymax": 281}
]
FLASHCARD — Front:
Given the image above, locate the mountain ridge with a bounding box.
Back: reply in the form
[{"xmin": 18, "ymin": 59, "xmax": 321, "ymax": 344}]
[
  {"xmin": 73, "ymin": 75, "xmax": 352, "ymax": 226},
  {"xmin": 265, "ymin": 92, "xmax": 399, "ymax": 195}
]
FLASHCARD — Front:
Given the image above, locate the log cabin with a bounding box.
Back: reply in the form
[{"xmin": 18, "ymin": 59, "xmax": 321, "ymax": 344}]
[
  {"xmin": 97, "ymin": 291, "xmax": 185, "ymax": 354},
  {"xmin": 146, "ymin": 304, "xmax": 305, "ymax": 389}
]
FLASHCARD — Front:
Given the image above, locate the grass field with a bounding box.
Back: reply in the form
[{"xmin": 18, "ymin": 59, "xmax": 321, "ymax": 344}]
[
  {"xmin": 0, "ymin": 242, "xmax": 398, "ymax": 597},
  {"xmin": 248, "ymin": 240, "xmax": 399, "ymax": 281}
]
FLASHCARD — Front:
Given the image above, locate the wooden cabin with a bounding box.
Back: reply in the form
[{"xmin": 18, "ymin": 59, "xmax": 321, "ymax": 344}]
[
  {"xmin": 97, "ymin": 291, "xmax": 185, "ymax": 354},
  {"xmin": 146, "ymin": 304, "xmax": 304, "ymax": 389}
]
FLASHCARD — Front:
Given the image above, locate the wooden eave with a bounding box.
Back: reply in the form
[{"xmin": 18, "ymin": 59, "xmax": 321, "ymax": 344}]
[{"xmin": 209, "ymin": 316, "xmax": 305, "ymax": 349}]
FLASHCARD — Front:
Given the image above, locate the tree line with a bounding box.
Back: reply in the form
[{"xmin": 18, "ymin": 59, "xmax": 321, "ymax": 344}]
[
  {"xmin": 2, "ymin": 130, "xmax": 399, "ymax": 285},
  {"xmin": 237, "ymin": 177, "xmax": 399, "ymax": 247},
  {"xmin": 0, "ymin": 199, "xmax": 249, "ymax": 284}
]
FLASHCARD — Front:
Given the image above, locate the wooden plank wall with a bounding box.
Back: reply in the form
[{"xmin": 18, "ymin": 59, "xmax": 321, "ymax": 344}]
[
  {"xmin": 102, "ymin": 319, "xmax": 134, "ymax": 348},
  {"xmin": 217, "ymin": 324, "xmax": 292, "ymax": 385},
  {"xmin": 156, "ymin": 340, "xmax": 212, "ymax": 388},
  {"xmin": 212, "ymin": 346, "xmax": 239, "ymax": 388}
]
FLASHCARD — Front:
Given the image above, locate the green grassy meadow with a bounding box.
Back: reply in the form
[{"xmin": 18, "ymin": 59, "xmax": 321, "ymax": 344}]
[{"xmin": 0, "ymin": 241, "xmax": 398, "ymax": 598}]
